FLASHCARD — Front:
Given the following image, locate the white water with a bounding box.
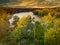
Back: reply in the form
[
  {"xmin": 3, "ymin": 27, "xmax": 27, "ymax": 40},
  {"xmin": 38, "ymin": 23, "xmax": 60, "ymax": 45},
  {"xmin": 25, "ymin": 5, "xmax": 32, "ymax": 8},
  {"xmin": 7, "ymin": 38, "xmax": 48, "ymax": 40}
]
[{"xmin": 9, "ymin": 12, "xmax": 40, "ymax": 27}]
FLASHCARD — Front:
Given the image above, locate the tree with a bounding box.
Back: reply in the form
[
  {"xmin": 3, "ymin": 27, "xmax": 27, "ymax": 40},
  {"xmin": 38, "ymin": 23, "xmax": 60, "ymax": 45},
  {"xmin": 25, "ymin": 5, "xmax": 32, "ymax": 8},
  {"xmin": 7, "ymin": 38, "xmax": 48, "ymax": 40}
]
[
  {"xmin": 8, "ymin": 15, "xmax": 34, "ymax": 45},
  {"xmin": 0, "ymin": 9, "xmax": 11, "ymax": 39},
  {"xmin": 33, "ymin": 9, "xmax": 48, "ymax": 17},
  {"xmin": 12, "ymin": 16, "xmax": 19, "ymax": 27},
  {"xmin": 34, "ymin": 21, "xmax": 46, "ymax": 45},
  {"xmin": 44, "ymin": 19, "xmax": 60, "ymax": 45}
]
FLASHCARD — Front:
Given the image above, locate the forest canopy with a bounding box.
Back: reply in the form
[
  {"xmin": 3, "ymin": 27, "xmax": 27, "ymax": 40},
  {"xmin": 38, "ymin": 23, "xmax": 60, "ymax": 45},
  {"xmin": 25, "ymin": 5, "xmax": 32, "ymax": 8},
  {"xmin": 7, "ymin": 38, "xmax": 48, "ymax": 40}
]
[{"xmin": 0, "ymin": 8, "xmax": 60, "ymax": 45}]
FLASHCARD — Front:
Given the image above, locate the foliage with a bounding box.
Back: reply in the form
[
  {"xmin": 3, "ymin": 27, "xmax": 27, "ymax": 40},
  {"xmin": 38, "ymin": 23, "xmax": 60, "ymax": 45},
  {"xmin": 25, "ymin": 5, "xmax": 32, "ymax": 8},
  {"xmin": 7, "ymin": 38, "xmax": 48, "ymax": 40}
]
[
  {"xmin": 44, "ymin": 18, "xmax": 60, "ymax": 45},
  {"xmin": 6, "ymin": 15, "xmax": 34, "ymax": 45},
  {"xmin": 17, "ymin": 15, "xmax": 31, "ymax": 29},
  {"xmin": 33, "ymin": 9, "xmax": 48, "ymax": 17},
  {"xmin": 0, "ymin": 9, "xmax": 11, "ymax": 39},
  {"xmin": 34, "ymin": 21, "xmax": 45, "ymax": 45},
  {"xmin": 0, "ymin": 8, "xmax": 60, "ymax": 45},
  {"xmin": 12, "ymin": 16, "xmax": 19, "ymax": 27}
]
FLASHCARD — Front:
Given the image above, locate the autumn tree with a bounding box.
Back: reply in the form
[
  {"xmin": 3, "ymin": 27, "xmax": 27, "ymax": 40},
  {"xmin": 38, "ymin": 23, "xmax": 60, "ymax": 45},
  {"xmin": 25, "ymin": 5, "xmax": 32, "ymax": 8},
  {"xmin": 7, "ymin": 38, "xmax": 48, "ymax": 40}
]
[
  {"xmin": 9, "ymin": 15, "xmax": 34, "ymax": 45},
  {"xmin": 44, "ymin": 17, "xmax": 60, "ymax": 45},
  {"xmin": 0, "ymin": 9, "xmax": 11, "ymax": 39}
]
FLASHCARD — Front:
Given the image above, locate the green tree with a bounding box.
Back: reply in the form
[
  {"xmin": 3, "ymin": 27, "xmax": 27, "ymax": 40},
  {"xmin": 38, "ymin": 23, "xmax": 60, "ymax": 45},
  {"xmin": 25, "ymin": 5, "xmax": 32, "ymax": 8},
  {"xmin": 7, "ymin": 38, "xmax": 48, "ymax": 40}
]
[
  {"xmin": 34, "ymin": 21, "xmax": 46, "ymax": 45},
  {"xmin": 44, "ymin": 19, "xmax": 60, "ymax": 45},
  {"xmin": 12, "ymin": 16, "xmax": 19, "ymax": 27},
  {"xmin": 8, "ymin": 15, "xmax": 34, "ymax": 45}
]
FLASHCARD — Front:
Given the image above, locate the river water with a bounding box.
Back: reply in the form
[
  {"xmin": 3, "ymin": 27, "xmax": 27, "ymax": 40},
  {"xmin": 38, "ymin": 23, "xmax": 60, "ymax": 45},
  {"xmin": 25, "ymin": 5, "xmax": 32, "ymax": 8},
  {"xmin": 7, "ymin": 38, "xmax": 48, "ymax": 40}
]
[{"xmin": 9, "ymin": 12, "xmax": 40, "ymax": 27}]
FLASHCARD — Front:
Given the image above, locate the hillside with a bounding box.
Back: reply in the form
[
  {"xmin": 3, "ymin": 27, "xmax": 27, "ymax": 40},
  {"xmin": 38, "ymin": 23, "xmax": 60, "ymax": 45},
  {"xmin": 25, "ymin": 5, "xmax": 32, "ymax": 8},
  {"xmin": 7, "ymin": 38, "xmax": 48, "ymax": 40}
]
[
  {"xmin": 0, "ymin": 0, "xmax": 60, "ymax": 8},
  {"xmin": 0, "ymin": 6, "xmax": 60, "ymax": 45}
]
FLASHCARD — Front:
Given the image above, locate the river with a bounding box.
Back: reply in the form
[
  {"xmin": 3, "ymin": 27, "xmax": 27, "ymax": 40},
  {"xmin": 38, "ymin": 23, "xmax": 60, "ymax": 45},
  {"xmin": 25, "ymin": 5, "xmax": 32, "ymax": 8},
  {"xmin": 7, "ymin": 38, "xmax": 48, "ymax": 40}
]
[{"xmin": 9, "ymin": 11, "xmax": 40, "ymax": 27}]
